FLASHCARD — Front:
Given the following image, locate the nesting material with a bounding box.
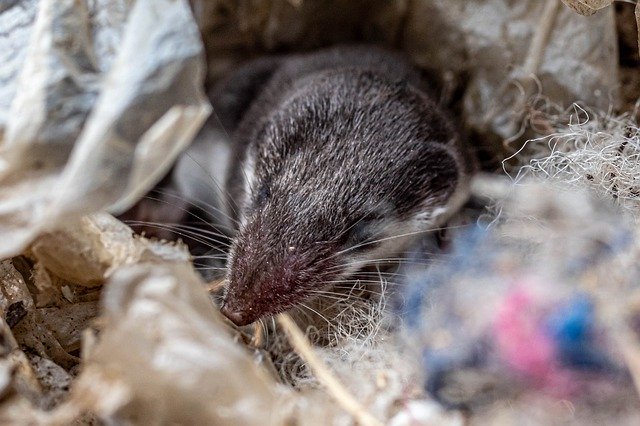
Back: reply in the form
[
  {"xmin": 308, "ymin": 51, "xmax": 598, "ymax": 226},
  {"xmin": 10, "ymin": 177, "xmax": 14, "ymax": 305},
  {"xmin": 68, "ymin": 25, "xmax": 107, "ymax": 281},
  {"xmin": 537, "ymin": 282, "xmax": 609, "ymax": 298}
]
[
  {"xmin": 512, "ymin": 104, "xmax": 640, "ymax": 218},
  {"xmin": 1, "ymin": 1, "xmax": 639, "ymax": 425},
  {"xmin": 0, "ymin": 212, "xmax": 207, "ymax": 422},
  {"xmin": 400, "ymin": 179, "xmax": 640, "ymax": 423},
  {"xmin": 240, "ymin": 278, "xmax": 447, "ymax": 424},
  {"xmin": 0, "ymin": 211, "xmax": 461, "ymax": 425}
]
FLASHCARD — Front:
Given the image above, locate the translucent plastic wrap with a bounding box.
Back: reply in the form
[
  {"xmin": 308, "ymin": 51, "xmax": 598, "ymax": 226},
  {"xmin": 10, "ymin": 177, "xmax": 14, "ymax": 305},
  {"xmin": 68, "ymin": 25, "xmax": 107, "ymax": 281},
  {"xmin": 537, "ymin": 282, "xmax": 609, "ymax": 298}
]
[
  {"xmin": 0, "ymin": 0, "xmax": 210, "ymax": 258},
  {"xmin": 72, "ymin": 262, "xmax": 284, "ymax": 425},
  {"xmin": 404, "ymin": 0, "xmax": 618, "ymax": 141}
]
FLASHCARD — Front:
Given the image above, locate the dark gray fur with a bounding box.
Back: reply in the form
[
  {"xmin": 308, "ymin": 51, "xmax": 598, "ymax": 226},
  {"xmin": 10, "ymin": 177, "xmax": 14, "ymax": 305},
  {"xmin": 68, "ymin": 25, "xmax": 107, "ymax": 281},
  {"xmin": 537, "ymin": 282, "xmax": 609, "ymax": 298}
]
[{"xmin": 218, "ymin": 46, "xmax": 473, "ymax": 326}]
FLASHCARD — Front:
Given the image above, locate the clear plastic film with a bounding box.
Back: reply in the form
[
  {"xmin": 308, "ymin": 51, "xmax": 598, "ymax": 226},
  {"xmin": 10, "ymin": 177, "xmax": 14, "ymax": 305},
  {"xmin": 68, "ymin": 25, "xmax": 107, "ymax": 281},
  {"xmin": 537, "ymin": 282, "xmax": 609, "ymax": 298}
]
[{"xmin": 0, "ymin": 0, "xmax": 211, "ymax": 258}]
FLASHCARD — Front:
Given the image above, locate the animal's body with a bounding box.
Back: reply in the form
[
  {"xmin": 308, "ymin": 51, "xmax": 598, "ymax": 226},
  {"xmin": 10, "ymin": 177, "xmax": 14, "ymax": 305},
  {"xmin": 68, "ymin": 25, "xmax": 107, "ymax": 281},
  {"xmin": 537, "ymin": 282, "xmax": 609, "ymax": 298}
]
[{"xmin": 213, "ymin": 46, "xmax": 474, "ymax": 326}]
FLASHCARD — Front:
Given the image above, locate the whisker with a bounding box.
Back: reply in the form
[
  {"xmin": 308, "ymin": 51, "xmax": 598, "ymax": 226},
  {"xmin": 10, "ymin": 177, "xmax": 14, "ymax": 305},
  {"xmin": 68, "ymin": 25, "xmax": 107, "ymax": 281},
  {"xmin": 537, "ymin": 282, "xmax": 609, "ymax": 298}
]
[
  {"xmin": 330, "ymin": 283, "xmax": 388, "ymax": 292},
  {"xmin": 125, "ymin": 222, "xmax": 229, "ymax": 252},
  {"xmin": 205, "ymin": 107, "xmax": 247, "ymax": 212},
  {"xmin": 321, "ymin": 279, "xmax": 389, "ymax": 286},
  {"xmin": 152, "ymin": 186, "xmax": 239, "ymax": 229},
  {"xmin": 193, "ymin": 265, "xmax": 228, "ymax": 270},
  {"xmin": 319, "ymin": 225, "xmax": 458, "ymax": 264},
  {"xmin": 160, "ymin": 224, "xmax": 232, "ymax": 247},
  {"xmin": 322, "ymin": 258, "xmax": 445, "ymax": 273},
  {"xmin": 183, "ymin": 151, "xmax": 241, "ymax": 218},
  {"xmin": 161, "ymin": 222, "xmax": 232, "ymax": 239},
  {"xmin": 306, "ymin": 292, "xmax": 352, "ymax": 302},
  {"xmin": 194, "ymin": 254, "xmax": 228, "ymax": 259},
  {"xmin": 207, "ymin": 107, "xmax": 258, "ymax": 213},
  {"xmin": 143, "ymin": 192, "xmax": 237, "ymax": 233},
  {"xmin": 308, "ymin": 289, "xmax": 353, "ymax": 297},
  {"xmin": 126, "ymin": 220, "xmax": 233, "ymax": 247}
]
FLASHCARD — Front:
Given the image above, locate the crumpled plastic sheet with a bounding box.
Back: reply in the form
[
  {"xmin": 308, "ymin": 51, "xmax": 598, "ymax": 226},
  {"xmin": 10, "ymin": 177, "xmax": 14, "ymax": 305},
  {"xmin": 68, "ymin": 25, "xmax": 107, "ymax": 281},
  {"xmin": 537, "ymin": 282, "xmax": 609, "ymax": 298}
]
[
  {"xmin": 561, "ymin": 0, "xmax": 612, "ymax": 16},
  {"xmin": 403, "ymin": 0, "xmax": 618, "ymax": 141},
  {"xmin": 0, "ymin": 0, "xmax": 211, "ymax": 259},
  {"xmin": 0, "ymin": 213, "xmax": 196, "ymax": 424},
  {"xmin": 30, "ymin": 213, "xmax": 191, "ymax": 287},
  {"xmin": 69, "ymin": 262, "xmax": 285, "ymax": 425},
  {"xmin": 0, "ymin": 0, "xmax": 38, "ymax": 132}
]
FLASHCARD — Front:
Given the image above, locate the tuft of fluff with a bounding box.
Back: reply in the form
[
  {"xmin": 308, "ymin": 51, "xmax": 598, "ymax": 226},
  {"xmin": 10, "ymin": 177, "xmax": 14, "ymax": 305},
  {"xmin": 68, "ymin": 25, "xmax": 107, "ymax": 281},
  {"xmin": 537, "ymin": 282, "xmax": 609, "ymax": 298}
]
[
  {"xmin": 263, "ymin": 279, "xmax": 395, "ymax": 387},
  {"xmin": 509, "ymin": 101, "xmax": 640, "ymax": 218}
]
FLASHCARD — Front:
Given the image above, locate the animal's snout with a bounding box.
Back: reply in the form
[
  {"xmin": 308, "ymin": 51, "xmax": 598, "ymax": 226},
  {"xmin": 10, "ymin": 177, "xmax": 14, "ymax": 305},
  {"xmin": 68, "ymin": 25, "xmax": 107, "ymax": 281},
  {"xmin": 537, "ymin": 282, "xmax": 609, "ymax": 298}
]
[{"xmin": 220, "ymin": 303, "xmax": 255, "ymax": 326}]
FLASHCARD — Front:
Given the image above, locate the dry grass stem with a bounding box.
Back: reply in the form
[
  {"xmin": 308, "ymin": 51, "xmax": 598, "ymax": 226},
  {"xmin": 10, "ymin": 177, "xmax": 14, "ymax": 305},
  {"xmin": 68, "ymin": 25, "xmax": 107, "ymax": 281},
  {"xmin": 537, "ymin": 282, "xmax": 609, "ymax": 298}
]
[{"xmin": 276, "ymin": 313, "xmax": 384, "ymax": 426}]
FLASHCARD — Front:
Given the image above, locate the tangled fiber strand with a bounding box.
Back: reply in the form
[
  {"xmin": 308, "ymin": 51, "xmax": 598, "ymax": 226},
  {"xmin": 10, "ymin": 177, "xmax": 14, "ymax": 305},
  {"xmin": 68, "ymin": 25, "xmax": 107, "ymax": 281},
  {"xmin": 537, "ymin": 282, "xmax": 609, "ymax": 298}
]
[
  {"xmin": 263, "ymin": 279, "xmax": 394, "ymax": 388},
  {"xmin": 509, "ymin": 102, "xmax": 640, "ymax": 217}
]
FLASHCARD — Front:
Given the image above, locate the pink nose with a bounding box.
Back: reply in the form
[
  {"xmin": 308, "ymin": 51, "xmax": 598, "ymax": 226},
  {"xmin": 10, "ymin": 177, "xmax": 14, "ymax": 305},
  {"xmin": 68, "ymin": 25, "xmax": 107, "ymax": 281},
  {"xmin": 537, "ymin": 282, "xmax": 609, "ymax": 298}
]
[{"xmin": 220, "ymin": 304, "xmax": 253, "ymax": 326}]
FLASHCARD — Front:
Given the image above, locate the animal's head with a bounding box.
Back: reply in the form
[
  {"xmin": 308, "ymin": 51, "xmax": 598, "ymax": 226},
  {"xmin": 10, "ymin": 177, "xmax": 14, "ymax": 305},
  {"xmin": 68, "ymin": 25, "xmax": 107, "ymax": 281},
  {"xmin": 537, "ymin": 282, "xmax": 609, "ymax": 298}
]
[{"xmin": 220, "ymin": 71, "xmax": 464, "ymax": 326}]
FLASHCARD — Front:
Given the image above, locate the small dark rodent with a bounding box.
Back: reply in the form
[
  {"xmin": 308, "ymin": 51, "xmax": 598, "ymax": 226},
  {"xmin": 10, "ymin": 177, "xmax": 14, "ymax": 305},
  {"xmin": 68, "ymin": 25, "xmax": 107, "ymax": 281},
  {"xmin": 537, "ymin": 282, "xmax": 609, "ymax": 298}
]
[{"xmin": 216, "ymin": 46, "xmax": 474, "ymax": 326}]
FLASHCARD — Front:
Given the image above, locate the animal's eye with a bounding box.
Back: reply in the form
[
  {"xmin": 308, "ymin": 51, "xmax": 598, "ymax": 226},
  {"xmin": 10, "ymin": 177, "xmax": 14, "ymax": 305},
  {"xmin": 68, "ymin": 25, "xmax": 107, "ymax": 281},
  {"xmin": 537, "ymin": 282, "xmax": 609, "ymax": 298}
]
[
  {"xmin": 342, "ymin": 213, "xmax": 384, "ymax": 253},
  {"xmin": 254, "ymin": 183, "xmax": 271, "ymax": 207}
]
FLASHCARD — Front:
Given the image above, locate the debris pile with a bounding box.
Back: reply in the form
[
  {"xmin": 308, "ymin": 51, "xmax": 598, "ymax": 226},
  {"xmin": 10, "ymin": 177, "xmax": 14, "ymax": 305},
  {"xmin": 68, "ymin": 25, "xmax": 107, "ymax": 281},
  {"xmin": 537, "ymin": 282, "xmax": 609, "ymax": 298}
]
[{"xmin": 1, "ymin": 0, "xmax": 640, "ymax": 425}]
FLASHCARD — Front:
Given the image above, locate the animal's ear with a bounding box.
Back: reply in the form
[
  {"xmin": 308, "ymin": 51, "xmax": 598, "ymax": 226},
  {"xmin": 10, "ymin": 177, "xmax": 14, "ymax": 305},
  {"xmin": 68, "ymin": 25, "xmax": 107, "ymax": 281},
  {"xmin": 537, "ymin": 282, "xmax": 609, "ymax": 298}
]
[{"xmin": 410, "ymin": 143, "xmax": 468, "ymax": 226}]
